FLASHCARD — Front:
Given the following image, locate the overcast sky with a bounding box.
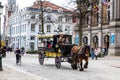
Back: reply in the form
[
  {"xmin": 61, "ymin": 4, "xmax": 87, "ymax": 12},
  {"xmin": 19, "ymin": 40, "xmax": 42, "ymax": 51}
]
[{"xmin": 0, "ymin": 0, "xmax": 73, "ymax": 9}]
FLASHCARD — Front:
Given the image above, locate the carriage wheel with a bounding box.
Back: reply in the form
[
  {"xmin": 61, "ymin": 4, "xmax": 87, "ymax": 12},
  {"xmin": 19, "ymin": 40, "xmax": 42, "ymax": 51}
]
[
  {"xmin": 55, "ymin": 56, "xmax": 61, "ymax": 69},
  {"xmin": 38, "ymin": 53, "xmax": 44, "ymax": 65},
  {"xmin": 71, "ymin": 64, "xmax": 77, "ymax": 70}
]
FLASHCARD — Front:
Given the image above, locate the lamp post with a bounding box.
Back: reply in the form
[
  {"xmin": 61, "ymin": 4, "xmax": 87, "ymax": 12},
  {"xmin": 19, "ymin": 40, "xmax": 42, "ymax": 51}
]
[
  {"xmin": 0, "ymin": 2, "xmax": 3, "ymax": 71},
  {"xmin": 19, "ymin": 23, "xmax": 21, "ymax": 49},
  {"xmin": 38, "ymin": 0, "xmax": 44, "ymax": 34},
  {"xmin": 37, "ymin": 31, "xmax": 45, "ymax": 50},
  {"xmin": 54, "ymin": 27, "xmax": 60, "ymax": 34}
]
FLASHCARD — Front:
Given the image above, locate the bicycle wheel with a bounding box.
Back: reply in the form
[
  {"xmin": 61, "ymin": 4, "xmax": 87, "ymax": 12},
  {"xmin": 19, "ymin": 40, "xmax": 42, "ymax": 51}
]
[
  {"xmin": 16, "ymin": 55, "xmax": 21, "ymax": 66},
  {"xmin": 19, "ymin": 57, "xmax": 21, "ymax": 66}
]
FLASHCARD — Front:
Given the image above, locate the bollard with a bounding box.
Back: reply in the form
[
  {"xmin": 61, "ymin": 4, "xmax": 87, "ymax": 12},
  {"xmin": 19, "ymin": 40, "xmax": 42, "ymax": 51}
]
[{"xmin": 0, "ymin": 53, "xmax": 3, "ymax": 71}]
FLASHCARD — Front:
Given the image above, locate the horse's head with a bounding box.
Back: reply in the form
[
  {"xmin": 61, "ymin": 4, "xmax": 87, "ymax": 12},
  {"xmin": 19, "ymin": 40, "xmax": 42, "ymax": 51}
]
[{"xmin": 84, "ymin": 45, "xmax": 90, "ymax": 56}]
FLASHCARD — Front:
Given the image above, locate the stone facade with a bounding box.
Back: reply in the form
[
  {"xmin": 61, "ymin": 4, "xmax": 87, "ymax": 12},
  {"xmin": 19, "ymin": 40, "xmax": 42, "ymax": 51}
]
[{"xmin": 76, "ymin": 0, "xmax": 120, "ymax": 56}]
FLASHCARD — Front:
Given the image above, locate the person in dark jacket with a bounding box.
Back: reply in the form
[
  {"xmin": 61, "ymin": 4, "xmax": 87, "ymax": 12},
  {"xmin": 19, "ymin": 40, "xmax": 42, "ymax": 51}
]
[
  {"xmin": 15, "ymin": 47, "xmax": 21, "ymax": 64},
  {"xmin": 2, "ymin": 46, "xmax": 7, "ymax": 57}
]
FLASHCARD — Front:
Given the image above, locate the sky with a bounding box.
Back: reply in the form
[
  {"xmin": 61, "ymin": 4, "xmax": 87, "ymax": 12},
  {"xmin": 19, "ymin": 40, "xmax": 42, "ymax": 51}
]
[{"xmin": 0, "ymin": 0, "xmax": 74, "ymax": 9}]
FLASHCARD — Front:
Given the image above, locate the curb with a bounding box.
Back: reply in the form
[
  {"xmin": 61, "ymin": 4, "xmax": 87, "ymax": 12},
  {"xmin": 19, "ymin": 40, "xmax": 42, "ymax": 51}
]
[{"xmin": 3, "ymin": 64, "xmax": 48, "ymax": 80}]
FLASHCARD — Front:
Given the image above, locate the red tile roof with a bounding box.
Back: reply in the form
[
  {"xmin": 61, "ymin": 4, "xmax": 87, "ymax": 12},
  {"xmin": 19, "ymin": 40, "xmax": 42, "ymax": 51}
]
[{"xmin": 30, "ymin": 1, "xmax": 71, "ymax": 12}]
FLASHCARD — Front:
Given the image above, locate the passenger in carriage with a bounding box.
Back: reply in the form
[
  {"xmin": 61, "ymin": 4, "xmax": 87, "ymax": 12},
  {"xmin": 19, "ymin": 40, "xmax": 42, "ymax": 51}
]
[
  {"xmin": 58, "ymin": 34, "xmax": 65, "ymax": 45},
  {"xmin": 64, "ymin": 36, "xmax": 70, "ymax": 44},
  {"xmin": 52, "ymin": 35, "xmax": 58, "ymax": 48},
  {"xmin": 47, "ymin": 40, "xmax": 51, "ymax": 48}
]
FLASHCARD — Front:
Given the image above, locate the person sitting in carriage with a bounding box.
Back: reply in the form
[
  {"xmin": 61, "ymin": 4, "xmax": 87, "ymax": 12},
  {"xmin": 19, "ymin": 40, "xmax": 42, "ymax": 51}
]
[{"xmin": 58, "ymin": 34, "xmax": 66, "ymax": 55}]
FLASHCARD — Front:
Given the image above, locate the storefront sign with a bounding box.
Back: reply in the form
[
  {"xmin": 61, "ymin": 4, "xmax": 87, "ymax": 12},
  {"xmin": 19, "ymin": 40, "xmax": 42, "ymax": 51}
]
[
  {"xmin": 110, "ymin": 33, "xmax": 114, "ymax": 45},
  {"xmin": 75, "ymin": 36, "xmax": 79, "ymax": 45}
]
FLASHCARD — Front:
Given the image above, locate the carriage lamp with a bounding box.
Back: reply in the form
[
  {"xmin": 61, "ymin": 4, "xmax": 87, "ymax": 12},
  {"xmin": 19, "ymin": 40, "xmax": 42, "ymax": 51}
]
[{"xmin": 0, "ymin": 2, "xmax": 3, "ymax": 71}]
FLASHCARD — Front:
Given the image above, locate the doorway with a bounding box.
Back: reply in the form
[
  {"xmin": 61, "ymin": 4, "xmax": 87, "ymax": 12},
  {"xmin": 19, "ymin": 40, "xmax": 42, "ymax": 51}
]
[
  {"xmin": 104, "ymin": 35, "xmax": 109, "ymax": 55},
  {"xmin": 93, "ymin": 35, "xmax": 98, "ymax": 48}
]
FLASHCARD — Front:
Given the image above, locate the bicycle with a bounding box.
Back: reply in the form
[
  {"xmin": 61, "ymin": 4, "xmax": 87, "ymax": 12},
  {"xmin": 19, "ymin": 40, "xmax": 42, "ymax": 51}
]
[{"xmin": 16, "ymin": 54, "xmax": 21, "ymax": 66}]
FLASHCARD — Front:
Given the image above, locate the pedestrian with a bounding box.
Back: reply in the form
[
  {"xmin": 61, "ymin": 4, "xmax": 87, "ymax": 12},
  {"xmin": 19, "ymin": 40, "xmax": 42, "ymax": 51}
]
[
  {"xmin": 94, "ymin": 48, "xmax": 98, "ymax": 60},
  {"xmin": 2, "ymin": 46, "xmax": 7, "ymax": 57},
  {"xmin": 47, "ymin": 41, "xmax": 51, "ymax": 48},
  {"xmin": 91, "ymin": 48, "xmax": 95, "ymax": 60},
  {"xmin": 102, "ymin": 48, "xmax": 106, "ymax": 56},
  {"xmin": 7, "ymin": 46, "xmax": 10, "ymax": 53},
  {"xmin": 10, "ymin": 47, "xmax": 12, "ymax": 52},
  {"xmin": 21, "ymin": 47, "xmax": 25, "ymax": 55}
]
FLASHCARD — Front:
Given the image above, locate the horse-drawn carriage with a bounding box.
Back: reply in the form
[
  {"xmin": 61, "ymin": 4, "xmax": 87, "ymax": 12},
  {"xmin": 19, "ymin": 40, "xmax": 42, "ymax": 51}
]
[{"xmin": 38, "ymin": 34, "xmax": 90, "ymax": 71}]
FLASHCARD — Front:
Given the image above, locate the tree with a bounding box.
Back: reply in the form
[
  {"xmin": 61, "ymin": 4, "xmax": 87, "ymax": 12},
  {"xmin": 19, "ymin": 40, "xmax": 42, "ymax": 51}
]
[{"xmin": 69, "ymin": 0, "xmax": 99, "ymax": 45}]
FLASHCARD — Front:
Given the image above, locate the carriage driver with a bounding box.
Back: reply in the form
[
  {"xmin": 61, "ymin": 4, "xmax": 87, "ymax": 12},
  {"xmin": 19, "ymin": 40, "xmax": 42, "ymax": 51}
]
[{"xmin": 58, "ymin": 34, "xmax": 65, "ymax": 55}]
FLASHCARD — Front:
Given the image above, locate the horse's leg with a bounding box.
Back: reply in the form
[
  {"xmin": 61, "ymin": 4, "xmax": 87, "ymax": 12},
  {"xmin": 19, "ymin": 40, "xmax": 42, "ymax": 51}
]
[
  {"xmin": 79, "ymin": 58, "xmax": 84, "ymax": 71},
  {"xmin": 84, "ymin": 57, "xmax": 88, "ymax": 69},
  {"xmin": 71, "ymin": 55, "xmax": 78, "ymax": 70}
]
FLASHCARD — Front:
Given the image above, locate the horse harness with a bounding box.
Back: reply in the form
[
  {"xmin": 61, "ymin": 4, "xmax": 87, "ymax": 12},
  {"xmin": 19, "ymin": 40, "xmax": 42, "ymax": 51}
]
[{"xmin": 78, "ymin": 45, "xmax": 89, "ymax": 57}]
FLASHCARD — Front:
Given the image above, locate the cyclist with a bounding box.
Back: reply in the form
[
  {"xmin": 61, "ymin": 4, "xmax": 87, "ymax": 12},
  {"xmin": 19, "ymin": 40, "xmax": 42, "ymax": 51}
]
[{"xmin": 15, "ymin": 47, "xmax": 21, "ymax": 65}]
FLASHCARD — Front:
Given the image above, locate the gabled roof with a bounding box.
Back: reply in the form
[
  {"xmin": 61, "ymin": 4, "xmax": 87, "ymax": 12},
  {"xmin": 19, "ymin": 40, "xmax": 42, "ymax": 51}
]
[{"xmin": 30, "ymin": 1, "xmax": 71, "ymax": 13}]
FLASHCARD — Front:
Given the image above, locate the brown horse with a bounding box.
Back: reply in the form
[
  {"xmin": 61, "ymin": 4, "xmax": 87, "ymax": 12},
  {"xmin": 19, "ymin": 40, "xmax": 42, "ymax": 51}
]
[{"xmin": 71, "ymin": 44, "xmax": 90, "ymax": 71}]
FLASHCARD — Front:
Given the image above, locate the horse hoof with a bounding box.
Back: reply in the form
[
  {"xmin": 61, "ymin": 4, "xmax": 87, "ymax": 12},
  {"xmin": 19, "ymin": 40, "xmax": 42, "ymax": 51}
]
[
  {"xmin": 84, "ymin": 65, "xmax": 88, "ymax": 69},
  {"xmin": 71, "ymin": 64, "xmax": 77, "ymax": 70},
  {"xmin": 80, "ymin": 68, "xmax": 84, "ymax": 71}
]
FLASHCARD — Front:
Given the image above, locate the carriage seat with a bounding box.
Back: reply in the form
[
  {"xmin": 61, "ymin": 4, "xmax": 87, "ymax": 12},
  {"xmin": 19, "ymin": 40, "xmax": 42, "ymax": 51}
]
[{"xmin": 45, "ymin": 47, "xmax": 59, "ymax": 52}]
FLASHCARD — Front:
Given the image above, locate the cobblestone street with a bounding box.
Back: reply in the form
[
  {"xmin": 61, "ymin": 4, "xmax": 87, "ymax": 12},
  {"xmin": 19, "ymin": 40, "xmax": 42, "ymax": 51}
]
[
  {"xmin": 1, "ymin": 53, "xmax": 120, "ymax": 80},
  {"xmin": 0, "ymin": 65, "xmax": 47, "ymax": 80}
]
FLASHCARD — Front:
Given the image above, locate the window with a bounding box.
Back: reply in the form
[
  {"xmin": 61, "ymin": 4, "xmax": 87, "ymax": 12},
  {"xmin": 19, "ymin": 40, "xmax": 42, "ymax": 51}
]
[
  {"xmin": 31, "ymin": 24, "xmax": 35, "ymax": 32},
  {"xmin": 31, "ymin": 13, "xmax": 35, "ymax": 19},
  {"xmin": 96, "ymin": 13, "xmax": 99, "ymax": 23},
  {"xmin": 31, "ymin": 36, "xmax": 35, "ymax": 40},
  {"xmin": 58, "ymin": 16, "xmax": 62, "ymax": 22},
  {"xmin": 108, "ymin": 5, "xmax": 110, "ymax": 9},
  {"xmin": 58, "ymin": 8, "xmax": 63, "ymax": 13},
  {"xmin": 65, "ymin": 26, "xmax": 70, "ymax": 33},
  {"xmin": 72, "ymin": 16, "xmax": 77, "ymax": 23},
  {"xmin": 35, "ymin": 14, "xmax": 39, "ymax": 20},
  {"xmin": 47, "ymin": 15, "xmax": 51, "ymax": 21},
  {"xmin": 47, "ymin": 25, "xmax": 51, "ymax": 32},
  {"xmin": 46, "ymin": 7, "xmax": 52, "ymax": 12},
  {"xmin": 58, "ymin": 25, "xmax": 63, "ymax": 32},
  {"xmin": 108, "ymin": 10, "xmax": 110, "ymax": 21},
  {"xmin": 39, "ymin": 25, "xmax": 42, "ymax": 32},
  {"xmin": 67, "ymin": 26, "xmax": 70, "ymax": 31},
  {"xmin": 107, "ymin": 0, "xmax": 110, "ymax": 2},
  {"xmin": 25, "ymin": 24, "xmax": 26, "ymax": 32},
  {"xmin": 30, "ymin": 42, "xmax": 34, "ymax": 50},
  {"xmin": 65, "ymin": 15, "xmax": 70, "ymax": 22}
]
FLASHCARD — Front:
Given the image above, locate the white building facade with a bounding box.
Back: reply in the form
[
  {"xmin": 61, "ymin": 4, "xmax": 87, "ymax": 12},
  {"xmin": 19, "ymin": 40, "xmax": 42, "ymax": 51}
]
[{"xmin": 9, "ymin": 1, "xmax": 76, "ymax": 51}]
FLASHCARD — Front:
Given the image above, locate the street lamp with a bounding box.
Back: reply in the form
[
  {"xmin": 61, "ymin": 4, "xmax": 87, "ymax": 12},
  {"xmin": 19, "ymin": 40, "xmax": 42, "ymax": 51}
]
[
  {"xmin": 37, "ymin": 31, "xmax": 45, "ymax": 49},
  {"xmin": 54, "ymin": 27, "xmax": 62, "ymax": 34},
  {"xmin": 0, "ymin": 2, "xmax": 3, "ymax": 71}
]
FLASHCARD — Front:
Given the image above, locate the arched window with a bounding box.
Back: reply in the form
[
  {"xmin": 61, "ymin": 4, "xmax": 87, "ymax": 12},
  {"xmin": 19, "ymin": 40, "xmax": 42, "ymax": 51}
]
[
  {"xmin": 93, "ymin": 36, "xmax": 98, "ymax": 43},
  {"xmin": 46, "ymin": 7, "xmax": 52, "ymax": 12},
  {"xmin": 58, "ymin": 8, "xmax": 63, "ymax": 13},
  {"xmin": 83, "ymin": 36, "xmax": 88, "ymax": 44}
]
